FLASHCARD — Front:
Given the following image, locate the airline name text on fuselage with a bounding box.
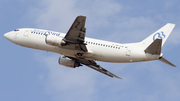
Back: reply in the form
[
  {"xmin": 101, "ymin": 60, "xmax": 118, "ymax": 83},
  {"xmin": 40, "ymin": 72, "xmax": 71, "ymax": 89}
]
[{"xmin": 32, "ymin": 29, "xmax": 61, "ymax": 36}]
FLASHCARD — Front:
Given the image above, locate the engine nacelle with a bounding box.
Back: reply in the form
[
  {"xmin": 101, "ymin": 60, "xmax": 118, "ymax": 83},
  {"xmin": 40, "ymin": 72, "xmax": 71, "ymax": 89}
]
[
  {"xmin": 58, "ymin": 56, "xmax": 80, "ymax": 68},
  {"xmin": 45, "ymin": 35, "xmax": 66, "ymax": 46}
]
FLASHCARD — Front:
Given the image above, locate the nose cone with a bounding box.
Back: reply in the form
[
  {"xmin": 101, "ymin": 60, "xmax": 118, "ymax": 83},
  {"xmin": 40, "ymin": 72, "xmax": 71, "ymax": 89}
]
[
  {"xmin": 4, "ymin": 31, "xmax": 14, "ymax": 42},
  {"xmin": 4, "ymin": 33, "xmax": 9, "ymax": 39}
]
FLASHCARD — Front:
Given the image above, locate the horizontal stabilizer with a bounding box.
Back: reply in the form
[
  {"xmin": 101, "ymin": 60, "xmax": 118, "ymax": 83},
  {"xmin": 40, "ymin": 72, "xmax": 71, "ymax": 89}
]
[
  {"xmin": 144, "ymin": 39, "xmax": 162, "ymax": 55},
  {"xmin": 159, "ymin": 57, "xmax": 176, "ymax": 67}
]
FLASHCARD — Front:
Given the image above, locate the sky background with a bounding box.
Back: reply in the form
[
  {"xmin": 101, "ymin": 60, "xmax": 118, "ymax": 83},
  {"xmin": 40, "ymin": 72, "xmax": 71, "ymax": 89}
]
[{"xmin": 1, "ymin": 0, "xmax": 180, "ymax": 101}]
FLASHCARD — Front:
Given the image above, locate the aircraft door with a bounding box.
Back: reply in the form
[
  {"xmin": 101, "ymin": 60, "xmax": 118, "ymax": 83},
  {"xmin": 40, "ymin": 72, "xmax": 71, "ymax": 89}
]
[
  {"xmin": 24, "ymin": 30, "xmax": 29, "ymax": 37},
  {"xmin": 126, "ymin": 47, "xmax": 132, "ymax": 56},
  {"xmin": 14, "ymin": 32, "xmax": 18, "ymax": 39}
]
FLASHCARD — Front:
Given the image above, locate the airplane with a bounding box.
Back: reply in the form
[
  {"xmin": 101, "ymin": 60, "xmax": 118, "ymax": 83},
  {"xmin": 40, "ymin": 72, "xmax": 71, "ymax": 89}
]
[{"xmin": 4, "ymin": 15, "xmax": 176, "ymax": 79}]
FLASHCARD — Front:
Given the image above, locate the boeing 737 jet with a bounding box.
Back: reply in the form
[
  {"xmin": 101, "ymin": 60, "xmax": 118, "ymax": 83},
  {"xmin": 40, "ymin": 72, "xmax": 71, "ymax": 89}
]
[{"xmin": 4, "ymin": 16, "xmax": 176, "ymax": 79}]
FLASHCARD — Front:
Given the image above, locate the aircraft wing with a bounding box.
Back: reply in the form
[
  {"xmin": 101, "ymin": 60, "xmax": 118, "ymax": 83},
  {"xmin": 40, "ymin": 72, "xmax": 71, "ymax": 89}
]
[
  {"xmin": 68, "ymin": 57, "xmax": 122, "ymax": 79},
  {"xmin": 63, "ymin": 16, "xmax": 122, "ymax": 79},
  {"xmin": 62, "ymin": 16, "xmax": 87, "ymax": 52}
]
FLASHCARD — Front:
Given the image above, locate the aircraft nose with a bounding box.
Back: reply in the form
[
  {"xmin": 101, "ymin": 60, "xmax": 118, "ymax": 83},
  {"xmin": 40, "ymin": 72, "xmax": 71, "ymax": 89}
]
[
  {"xmin": 4, "ymin": 32, "xmax": 10, "ymax": 39},
  {"xmin": 4, "ymin": 31, "xmax": 14, "ymax": 41}
]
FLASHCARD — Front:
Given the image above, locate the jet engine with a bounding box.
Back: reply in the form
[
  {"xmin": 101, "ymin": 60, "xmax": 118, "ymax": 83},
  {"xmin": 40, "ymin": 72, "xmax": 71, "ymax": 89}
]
[
  {"xmin": 45, "ymin": 35, "xmax": 66, "ymax": 46},
  {"xmin": 58, "ymin": 56, "xmax": 81, "ymax": 68}
]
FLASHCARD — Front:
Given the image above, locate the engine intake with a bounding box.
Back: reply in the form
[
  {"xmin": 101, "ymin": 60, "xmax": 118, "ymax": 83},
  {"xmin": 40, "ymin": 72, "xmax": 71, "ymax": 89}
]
[
  {"xmin": 45, "ymin": 35, "xmax": 66, "ymax": 46},
  {"xmin": 58, "ymin": 56, "xmax": 81, "ymax": 68}
]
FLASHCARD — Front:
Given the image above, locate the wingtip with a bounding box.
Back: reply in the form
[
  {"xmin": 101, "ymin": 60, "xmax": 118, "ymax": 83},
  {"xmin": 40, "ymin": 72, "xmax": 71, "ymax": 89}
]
[
  {"xmin": 167, "ymin": 23, "xmax": 175, "ymax": 26},
  {"xmin": 172, "ymin": 65, "xmax": 176, "ymax": 67},
  {"xmin": 114, "ymin": 76, "xmax": 123, "ymax": 80},
  {"xmin": 78, "ymin": 15, "xmax": 86, "ymax": 18}
]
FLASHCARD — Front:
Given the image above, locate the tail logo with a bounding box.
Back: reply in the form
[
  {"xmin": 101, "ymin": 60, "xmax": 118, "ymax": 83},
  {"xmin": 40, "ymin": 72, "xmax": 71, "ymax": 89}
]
[{"xmin": 153, "ymin": 31, "xmax": 165, "ymax": 40}]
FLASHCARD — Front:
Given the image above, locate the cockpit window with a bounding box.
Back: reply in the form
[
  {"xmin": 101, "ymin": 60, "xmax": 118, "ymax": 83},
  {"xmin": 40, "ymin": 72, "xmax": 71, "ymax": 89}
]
[{"xmin": 14, "ymin": 29, "xmax": 19, "ymax": 31}]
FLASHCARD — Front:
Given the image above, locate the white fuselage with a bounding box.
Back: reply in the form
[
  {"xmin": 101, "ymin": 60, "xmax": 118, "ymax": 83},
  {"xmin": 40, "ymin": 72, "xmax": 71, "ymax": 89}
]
[{"xmin": 4, "ymin": 28, "xmax": 160, "ymax": 63}]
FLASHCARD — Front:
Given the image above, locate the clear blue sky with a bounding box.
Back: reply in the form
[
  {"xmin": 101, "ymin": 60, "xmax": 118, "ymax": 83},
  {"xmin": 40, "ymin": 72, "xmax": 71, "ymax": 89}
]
[{"xmin": 1, "ymin": 0, "xmax": 180, "ymax": 101}]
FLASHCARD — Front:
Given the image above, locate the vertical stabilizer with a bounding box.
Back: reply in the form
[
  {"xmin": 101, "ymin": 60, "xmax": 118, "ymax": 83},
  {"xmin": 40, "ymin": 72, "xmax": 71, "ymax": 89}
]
[{"xmin": 141, "ymin": 23, "xmax": 175, "ymax": 47}]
